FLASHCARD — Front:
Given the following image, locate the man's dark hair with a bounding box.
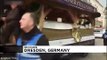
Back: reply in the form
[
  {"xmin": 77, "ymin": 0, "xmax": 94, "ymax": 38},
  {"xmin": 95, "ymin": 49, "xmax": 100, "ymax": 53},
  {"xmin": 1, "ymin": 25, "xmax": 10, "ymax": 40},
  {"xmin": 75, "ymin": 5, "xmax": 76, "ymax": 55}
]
[{"xmin": 25, "ymin": 12, "xmax": 40, "ymax": 25}]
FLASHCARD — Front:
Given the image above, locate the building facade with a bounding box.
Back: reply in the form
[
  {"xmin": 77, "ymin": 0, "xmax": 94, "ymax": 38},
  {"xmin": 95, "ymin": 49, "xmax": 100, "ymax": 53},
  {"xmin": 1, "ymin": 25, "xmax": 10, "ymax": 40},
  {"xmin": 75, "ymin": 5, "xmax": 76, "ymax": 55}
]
[
  {"xmin": 81, "ymin": 0, "xmax": 106, "ymax": 29},
  {"xmin": 90, "ymin": 0, "xmax": 106, "ymax": 29},
  {"xmin": 82, "ymin": 0, "xmax": 106, "ymax": 37}
]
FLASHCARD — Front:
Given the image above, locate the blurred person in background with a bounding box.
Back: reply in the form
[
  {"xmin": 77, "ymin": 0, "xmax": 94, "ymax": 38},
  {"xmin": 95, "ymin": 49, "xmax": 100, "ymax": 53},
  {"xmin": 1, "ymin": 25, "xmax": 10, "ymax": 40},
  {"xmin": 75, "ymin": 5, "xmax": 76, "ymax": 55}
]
[
  {"xmin": 102, "ymin": 30, "xmax": 107, "ymax": 45},
  {"xmin": 0, "ymin": 1, "xmax": 24, "ymax": 44}
]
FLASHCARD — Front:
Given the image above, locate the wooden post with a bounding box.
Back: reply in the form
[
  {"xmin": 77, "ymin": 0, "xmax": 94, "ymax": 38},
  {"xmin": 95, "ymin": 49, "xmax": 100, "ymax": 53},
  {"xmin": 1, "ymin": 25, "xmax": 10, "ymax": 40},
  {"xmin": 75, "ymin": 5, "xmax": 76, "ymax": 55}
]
[
  {"xmin": 67, "ymin": 10, "xmax": 79, "ymax": 24},
  {"xmin": 38, "ymin": 5, "xmax": 51, "ymax": 31},
  {"xmin": 67, "ymin": 10, "xmax": 81, "ymax": 42}
]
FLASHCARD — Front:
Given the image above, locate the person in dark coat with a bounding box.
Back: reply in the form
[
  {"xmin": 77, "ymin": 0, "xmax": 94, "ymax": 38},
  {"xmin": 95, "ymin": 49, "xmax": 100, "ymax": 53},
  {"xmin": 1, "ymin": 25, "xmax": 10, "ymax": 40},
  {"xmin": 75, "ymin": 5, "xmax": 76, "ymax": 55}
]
[
  {"xmin": 1, "ymin": 1, "xmax": 24, "ymax": 44},
  {"xmin": 102, "ymin": 30, "xmax": 107, "ymax": 45}
]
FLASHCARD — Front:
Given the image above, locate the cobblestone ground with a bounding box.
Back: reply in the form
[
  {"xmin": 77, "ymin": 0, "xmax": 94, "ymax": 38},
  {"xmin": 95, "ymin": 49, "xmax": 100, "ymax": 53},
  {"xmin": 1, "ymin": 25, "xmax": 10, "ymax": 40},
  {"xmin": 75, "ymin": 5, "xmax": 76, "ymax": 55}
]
[
  {"xmin": 70, "ymin": 53, "xmax": 107, "ymax": 60},
  {"xmin": 70, "ymin": 38, "xmax": 107, "ymax": 60},
  {"xmin": 95, "ymin": 38, "xmax": 104, "ymax": 45}
]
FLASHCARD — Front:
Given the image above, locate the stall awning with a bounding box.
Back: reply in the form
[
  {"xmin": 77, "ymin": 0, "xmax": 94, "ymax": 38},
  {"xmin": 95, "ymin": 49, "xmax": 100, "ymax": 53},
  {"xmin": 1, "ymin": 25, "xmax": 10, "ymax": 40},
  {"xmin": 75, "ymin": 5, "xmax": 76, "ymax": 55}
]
[
  {"xmin": 93, "ymin": 12, "xmax": 101, "ymax": 17},
  {"xmin": 47, "ymin": 0, "xmax": 97, "ymax": 13}
]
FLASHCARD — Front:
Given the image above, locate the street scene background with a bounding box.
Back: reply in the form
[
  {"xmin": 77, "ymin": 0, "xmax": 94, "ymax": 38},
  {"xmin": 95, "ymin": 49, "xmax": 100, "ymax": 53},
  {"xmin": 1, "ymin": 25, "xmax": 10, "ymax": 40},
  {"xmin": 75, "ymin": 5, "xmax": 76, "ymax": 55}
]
[
  {"xmin": 70, "ymin": 38, "xmax": 107, "ymax": 60},
  {"xmin": 0, "ymin": 0, "xmax": 107, "ymax": 60}
]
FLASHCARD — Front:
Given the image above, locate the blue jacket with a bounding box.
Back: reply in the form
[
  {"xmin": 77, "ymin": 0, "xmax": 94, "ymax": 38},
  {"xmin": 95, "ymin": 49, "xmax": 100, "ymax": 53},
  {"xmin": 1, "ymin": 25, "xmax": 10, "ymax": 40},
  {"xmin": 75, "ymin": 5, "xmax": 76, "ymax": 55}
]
[
  {"xmin": 102, "ymin": 32, "xmax": 107, "ymax": 39},
  {"xmin": 16, "ymin": 26, "xmax": 51, "ymax": 60}
]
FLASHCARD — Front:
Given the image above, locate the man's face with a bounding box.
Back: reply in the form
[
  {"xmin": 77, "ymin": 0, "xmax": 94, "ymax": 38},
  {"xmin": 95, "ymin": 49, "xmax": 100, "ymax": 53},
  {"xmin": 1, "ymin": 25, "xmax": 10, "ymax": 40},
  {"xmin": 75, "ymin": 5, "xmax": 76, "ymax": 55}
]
[
  {"xmin": 11, "ymin": 3, "xmax": 18, "ymax": 9},
  {"xmin": 19, "ymin": 13, "xmax": 34, "ymax": 30}
]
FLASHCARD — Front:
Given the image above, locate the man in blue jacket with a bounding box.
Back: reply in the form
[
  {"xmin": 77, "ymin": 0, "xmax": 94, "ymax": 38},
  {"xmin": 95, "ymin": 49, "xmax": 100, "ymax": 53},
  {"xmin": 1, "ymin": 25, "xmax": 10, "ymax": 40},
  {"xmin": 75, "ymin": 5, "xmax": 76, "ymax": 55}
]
[
  {"xmin": 16, "ymin": 12, "xmax": 53, "ymax": 60},
  {"xmin": 102, "ymin": 30, "xmax": 107, "ymax": 45}
]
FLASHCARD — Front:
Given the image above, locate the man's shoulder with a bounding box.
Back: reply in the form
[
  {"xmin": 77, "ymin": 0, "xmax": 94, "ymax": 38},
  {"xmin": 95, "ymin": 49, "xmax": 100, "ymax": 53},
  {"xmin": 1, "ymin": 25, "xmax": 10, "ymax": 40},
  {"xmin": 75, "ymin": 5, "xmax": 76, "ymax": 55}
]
[
  {"xmin": 105, "ymin": 32, "xmax": 107, "ymax": 35},
  {"xmin": 37, "ymin": 34, "xmax": 49, "ymax": 45}
]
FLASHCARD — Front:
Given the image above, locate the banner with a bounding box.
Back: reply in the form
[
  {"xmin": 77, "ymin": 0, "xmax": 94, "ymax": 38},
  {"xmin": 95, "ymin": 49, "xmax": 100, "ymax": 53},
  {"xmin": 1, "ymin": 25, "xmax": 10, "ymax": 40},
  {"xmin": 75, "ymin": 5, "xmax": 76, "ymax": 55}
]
[{"xmin": 23, "ymin": 46, "xmax": 107, "ymax": 53}]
